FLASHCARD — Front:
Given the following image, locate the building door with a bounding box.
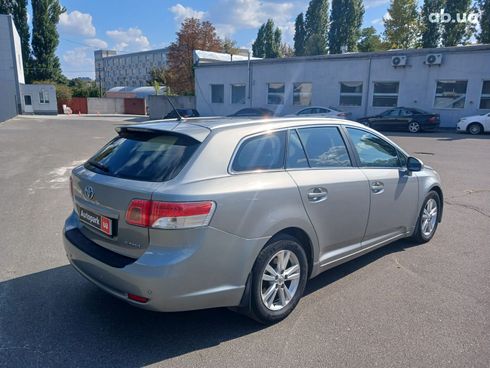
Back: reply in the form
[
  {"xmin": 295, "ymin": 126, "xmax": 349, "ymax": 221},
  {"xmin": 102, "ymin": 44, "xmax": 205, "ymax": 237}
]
[{"xmin": 24, "ymin": 95, "xmax": 33, "ymax": 113}]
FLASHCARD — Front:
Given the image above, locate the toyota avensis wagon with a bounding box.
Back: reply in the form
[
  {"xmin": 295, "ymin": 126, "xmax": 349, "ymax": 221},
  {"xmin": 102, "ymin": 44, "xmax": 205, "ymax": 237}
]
[{"xmin": 63, "ymin": 117, "xmax": 443, "ymax": 323}]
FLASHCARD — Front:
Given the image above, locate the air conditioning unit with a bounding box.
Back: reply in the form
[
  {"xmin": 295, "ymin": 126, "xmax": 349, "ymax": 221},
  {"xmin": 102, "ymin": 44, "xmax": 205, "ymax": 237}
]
[
  {"xmin": 391, "ymin": 55, "xmax": 407, "ymax": 67},
  {"xmin": 426, "ymin": 54, "xmax": 442, "ymax": 65}
]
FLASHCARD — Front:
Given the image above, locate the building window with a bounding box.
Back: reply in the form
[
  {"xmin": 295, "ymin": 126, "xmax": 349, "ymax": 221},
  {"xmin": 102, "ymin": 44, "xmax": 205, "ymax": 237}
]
[
  {"xmin": 434, "ymin": 80, "xmax": 468, "ymax": 109},
  {"xmin": 293, "ymin": 82, "xmax": 312, "ymax": 106},
  {"xmin": 39, "ymin": 89, "xmax": 49, "ymax": 104},
  {"xmin": 373, "ymin": 82, "xmax": 399, "ymax": 107},
  {"xmin": 231, "ymin": 84, "xmax": 246, "ymax": 104},
  {"xmin": 267, "ymin": 83, "xmax": 285, "ymax": 104},
  {"xmin": 480, "ymin": 81, "xmax": 490, "ymax": 109},
  {"xmin": 211, "ymin": 84, "xmax": 224, "ymax": 103},
  {"xmin": 340, "ymin": 82, "xmax": 363, "ymax": 106}
]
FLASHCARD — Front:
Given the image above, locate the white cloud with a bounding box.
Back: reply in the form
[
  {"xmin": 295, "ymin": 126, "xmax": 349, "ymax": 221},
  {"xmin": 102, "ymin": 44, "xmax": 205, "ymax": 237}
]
[
  {"xmin": 59, "ymin": 10, "xmax": 96, "ymax": 37},
  {"xmin": 84, "ymin": 38, "xmax": 108, "ymax": 49},
  {"xmin": 372, "ymin": 11, "xmax": 391, "ymax": 25},
  {"xmin": 169, "ymin": 3, "xmax": 207, "ymax": 23},
  {"xmin": 62, "ymin": 47, "xmax": 93, "ymax": 67},
  {"xmin": 106, "ymin": 27, "xmax": 150, "ymax": 52}
]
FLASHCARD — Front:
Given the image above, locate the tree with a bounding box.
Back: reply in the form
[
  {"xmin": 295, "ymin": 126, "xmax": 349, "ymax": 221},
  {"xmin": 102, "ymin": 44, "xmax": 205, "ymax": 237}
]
[
  {"xmin": 304, "ymin": 0, "xmax": 329, "ymax": 55},
  {"xmin": 252, "ymin": 24, "xmax": 266, "ymax": 57},
  {"xmin": 147, "ymin": 66, "xmax": 167, "ymax": 85},
  {"xmin": 1, "ymin": 0, "xmax": 32, "ymax": 81},
  {"xmin": 222, "ymin": 37, "xmax": 240, "ymax": 54},
  {"xmin": 31, "ymin": 0, "xmax": 65, "ymax": 82},
  {"xmin": 0, "ymin": 0, "xmax": 13, "ymax": 14},
  {"xmin": 68, "ymin": 78, "xmax": 100, "ymax": 97},
  {"xmin": 384, "ymin": 0, "xmax": 420, "ymax": 49},
  {"xmin": 478, "ymin": 0, "xmax": 490, "ymax": 43},
  {"xmin": 329, "ymin": 0, "xmax": 364, "ymax": 54},
  {"xmin": 165, "ymin": 18, "xmax": 222, "ymax": 95},
  {"xmin": 294, "ymin": 13, "xmax": 306, "ymax": 56},
  {"xmin": 357, "ymin": 27, "xmax": 389, "ymax": 52},
  {"xmin": 421, "ymin": 0, "xmax": 445, "ymax": 48},
  {"xmin": 252, "ymin": 19, "xmax": 282, "ymax": 58},
  {"xmin": 280, "ymin": 43, "xmax": 294, "ymax": 57},
  {"xmin": 442, "ymin": 0, "xmax": 473, "ymax": 46}
]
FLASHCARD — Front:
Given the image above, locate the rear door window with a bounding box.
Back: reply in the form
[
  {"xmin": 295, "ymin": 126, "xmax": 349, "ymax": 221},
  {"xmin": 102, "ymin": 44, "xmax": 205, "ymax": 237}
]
[
  {"xmin": 85, "ymin": 130, "xmax": 200, "ymax": 182},
  {"xmin": 232, "ymin": 131, "xmax": 286, "ymax": 172},
  {"xmin": 287, "ymin": 130, "xmax": 309, "ymax": 168},
  {"xmin": 297, "ymin": 127, "xmax": 351, "ymax": 167}
]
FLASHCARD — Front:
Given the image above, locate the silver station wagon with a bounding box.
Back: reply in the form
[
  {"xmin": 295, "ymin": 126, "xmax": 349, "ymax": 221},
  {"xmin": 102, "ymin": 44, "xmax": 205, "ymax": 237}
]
[{"xmin": 63, "ymin": 117, "xmax": 443, "ymax": 323}]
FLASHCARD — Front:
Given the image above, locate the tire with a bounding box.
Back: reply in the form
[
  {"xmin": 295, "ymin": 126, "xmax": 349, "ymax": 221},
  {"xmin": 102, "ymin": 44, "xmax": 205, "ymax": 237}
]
[
  {"xmin": 467, "ymin": 123, "xmax": 483, "ymax": 135},
  {"xmin": 248, "ymin": 235, "xmax": 308, "ymax": 324},
  {"xmin": 410, "ymin": 191, "xmax": 441, "ymax": 244},
  {"xmin": 408, "ymin": 121, "xmax": 421, "ymax": 133}
]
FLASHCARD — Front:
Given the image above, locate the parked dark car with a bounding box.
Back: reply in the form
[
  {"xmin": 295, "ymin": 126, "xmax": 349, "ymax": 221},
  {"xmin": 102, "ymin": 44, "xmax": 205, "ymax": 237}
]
[
  {"xmin": 358, "ymin": 107, "xmax": 440, "ymax": 133},
  {"xmin": 229, "ymin": 108, "xmax": 274, "ymax": 118},
  {"xmin": 164, "ymin": 109, "xmax": 200, "ymax": 119}
]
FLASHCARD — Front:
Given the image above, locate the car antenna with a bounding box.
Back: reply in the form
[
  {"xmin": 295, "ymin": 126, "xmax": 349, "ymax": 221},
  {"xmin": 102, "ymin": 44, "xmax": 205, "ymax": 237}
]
[{"xmin": 163, "ymin": 95, "xmax": 184, "ymax": 122}]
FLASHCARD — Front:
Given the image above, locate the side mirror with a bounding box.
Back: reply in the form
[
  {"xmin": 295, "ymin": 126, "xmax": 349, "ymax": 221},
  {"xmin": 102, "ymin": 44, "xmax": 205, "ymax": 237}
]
[{"xmin": 407, "ymin": 157, "xmax": 423, "ymax": 172}]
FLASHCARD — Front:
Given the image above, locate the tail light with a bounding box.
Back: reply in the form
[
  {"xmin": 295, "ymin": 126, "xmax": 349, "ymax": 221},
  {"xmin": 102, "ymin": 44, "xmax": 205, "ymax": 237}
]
[
  {"xmin": 127, "ymin": 293, "xmax": 149, "ymax": 303},
  {"xmin": 125, "ymin": 199, "xmax": 215, "ymax": 229},
  {"xmin": 337, "ymin": 113, "xmax": 348, "ymax": 117},
  {"xmin": 428, "ymin": 116, "xmax": 437, "ymax": 123}
]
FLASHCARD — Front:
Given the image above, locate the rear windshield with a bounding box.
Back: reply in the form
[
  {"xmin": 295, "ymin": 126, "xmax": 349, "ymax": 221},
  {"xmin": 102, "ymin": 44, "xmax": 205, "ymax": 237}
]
[{"xmin": 85, "ymin": 130, "xmax": 200, "ymax": 182}]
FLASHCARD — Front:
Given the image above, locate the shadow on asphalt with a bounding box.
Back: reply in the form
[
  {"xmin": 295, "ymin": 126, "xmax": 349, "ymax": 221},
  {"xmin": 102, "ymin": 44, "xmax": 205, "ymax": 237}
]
[{"xmin": 0, "ymin": 238, "xmax": 417, "ymax": 367}]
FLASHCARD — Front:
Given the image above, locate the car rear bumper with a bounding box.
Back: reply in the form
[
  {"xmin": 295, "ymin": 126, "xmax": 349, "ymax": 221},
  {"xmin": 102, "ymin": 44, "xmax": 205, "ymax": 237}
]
[{"xmin": 63, "ymin": 211, "xmax": 268, "ymax": 312}]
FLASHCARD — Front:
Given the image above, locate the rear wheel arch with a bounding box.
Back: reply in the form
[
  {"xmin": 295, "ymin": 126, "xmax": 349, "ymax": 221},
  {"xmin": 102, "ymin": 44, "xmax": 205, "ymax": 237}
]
[{"xmin": 268, "ymin": 227, "xmax": 314, "ymax": 278}]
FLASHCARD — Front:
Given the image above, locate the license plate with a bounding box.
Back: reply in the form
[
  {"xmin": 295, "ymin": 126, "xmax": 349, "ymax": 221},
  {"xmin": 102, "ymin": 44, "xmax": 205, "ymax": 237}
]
[{"xmin": 78, "ymin": 207, "xmax": 113, "ymax": 236}]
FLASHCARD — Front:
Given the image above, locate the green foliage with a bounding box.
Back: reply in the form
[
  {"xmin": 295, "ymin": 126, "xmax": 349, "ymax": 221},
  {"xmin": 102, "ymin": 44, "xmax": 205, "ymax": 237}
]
[
  {"xmin": 147, "ymin": 67, "xmax": 167, "ymax": 86},
  {"xmin": 31, "ymin": 0, "xmax": 65, "ymax": 82},
  {"xmin": 280, "ymin": 43, "xmax": 294, "ymax": 57},
  {"xmin": 442, "ymin": 0, "xmax": 473, "ymax": 46},
  {"xmin": 222, "ymin": 37, "xmax": 240, "ymax": 54},
  {"xmin": 68, "ymin": 78, "xmax": 100, "ymax": 97},
  {"xmin": 0, "ymin": 0, "xmax": 13, "ymax": 14},
  {"xmin": 304, "ymin": 0, "xmax": 329, "ymax": 55},
  {"xmin": 478, "ymin": 0, "xmax": 490, "ymax": 43},
  {"xmin": 152, "ymin": 81, "xmax": 160, "ymax": 96},
  {"xmin": 421, "ymin": 0, "xmax": 445, "ymax": 48},
  {"xmin": 357, "ymin": 27, "xmax": 390, "ymax": 52},
  {"xmin": 33, "ymin": 80, "xmax": 72, "ymax": 101},
  {"xmin": 252, "ymin": 19, "xmax": 282, "ymax": 58},
  {"xmin": 328, "ymin": 0, "xmax": 365, "ymax": 54},
  {"xmin": 294, "ymin": 13, "xmax": 306, "ymax": 56},
  {"xmin": 384, "ymin": 0, "xmax": 420, "ymax": 49}
]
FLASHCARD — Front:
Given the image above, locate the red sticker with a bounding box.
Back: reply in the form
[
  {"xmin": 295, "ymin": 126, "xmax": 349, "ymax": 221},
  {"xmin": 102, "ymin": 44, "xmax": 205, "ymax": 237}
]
[{"xmin": 101, "ymin": 216, "xmax": 112, "ymax": 235}]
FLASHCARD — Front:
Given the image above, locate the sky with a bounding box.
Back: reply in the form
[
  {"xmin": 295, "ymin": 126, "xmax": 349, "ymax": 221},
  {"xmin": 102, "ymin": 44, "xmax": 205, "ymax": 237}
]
[{"xmin": 52, "ymin": 0, "xmax": 397, "ymax": 79}]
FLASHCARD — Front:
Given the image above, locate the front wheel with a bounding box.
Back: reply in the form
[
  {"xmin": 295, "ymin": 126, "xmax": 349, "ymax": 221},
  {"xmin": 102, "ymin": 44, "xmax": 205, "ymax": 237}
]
[
  {"xmin": 410, "ymin": 191, "xmax": 441, "ymax": 243},
  {"xmin": 249, "ymin": 235, "xmax": 308, "ymax": 324},
  {"xmin": 408, "ymin": 121, "xmax": 421, "ymax": 133},
  {"xmin": 467, "ymin": 123, "xmax": 483, "ymax": 135}
]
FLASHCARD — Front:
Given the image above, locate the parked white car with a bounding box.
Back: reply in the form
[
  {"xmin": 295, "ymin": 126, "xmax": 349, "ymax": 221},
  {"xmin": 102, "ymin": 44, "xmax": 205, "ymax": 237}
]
[
  {"xmin": 287, "ymin": 106, "xmax": 352, "ymax": 119},
  {"xmin": 456, "ymin": 113, "xmax": 490, "ymax": 135}
]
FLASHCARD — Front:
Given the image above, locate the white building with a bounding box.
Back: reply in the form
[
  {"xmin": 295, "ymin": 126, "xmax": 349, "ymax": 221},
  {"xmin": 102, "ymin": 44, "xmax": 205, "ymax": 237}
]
[
  {"xmin": 0, "ymin": 14, "xmax": 57, "ymax": 122},
  {"xmin": 94, "ymin": 48, "xmax": 168, "ymax": 92},
  {"xmin": 194, "ymin": 45, "xmax": 490, "ymax": 127}
]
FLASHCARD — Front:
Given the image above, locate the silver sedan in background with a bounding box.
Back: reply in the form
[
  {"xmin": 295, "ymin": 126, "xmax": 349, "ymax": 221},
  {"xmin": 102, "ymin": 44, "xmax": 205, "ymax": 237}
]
[{"xmin": 63, "ymin": 117, "xmax": 443, "ymax": 323}]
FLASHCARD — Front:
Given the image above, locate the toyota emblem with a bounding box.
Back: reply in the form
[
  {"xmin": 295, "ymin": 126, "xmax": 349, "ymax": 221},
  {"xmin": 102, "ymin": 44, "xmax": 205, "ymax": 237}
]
[{"xmin": 84, "ymin": 185, "xmax": 95, "ymax": 200}]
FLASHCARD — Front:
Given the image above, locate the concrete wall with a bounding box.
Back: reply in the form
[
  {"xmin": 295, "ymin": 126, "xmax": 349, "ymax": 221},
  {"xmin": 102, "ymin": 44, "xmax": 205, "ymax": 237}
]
[
  {"xmin": 20, "ymin": 84, "xmax": 57, "ymax": 114},
  {"xmin": 195, "ymin": 45, "xmax": 490, "ymax": 127},
  {"xmin": 148, "ymin": 95, "xmax": 196, "ymax": 119},
  {"xmin": 87, "ymin": 97, "xmax": 125, "ymax": 114},
  {"xmin": 0, "ymin": 15, "xmax": 22, "ymax": 122}
]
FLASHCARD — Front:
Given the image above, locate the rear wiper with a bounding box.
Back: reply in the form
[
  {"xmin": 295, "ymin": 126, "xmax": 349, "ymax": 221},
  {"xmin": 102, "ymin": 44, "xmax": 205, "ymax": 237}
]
[{"xmin": 87, "ymin": 160, "xmax": 109, "ymax": 172}]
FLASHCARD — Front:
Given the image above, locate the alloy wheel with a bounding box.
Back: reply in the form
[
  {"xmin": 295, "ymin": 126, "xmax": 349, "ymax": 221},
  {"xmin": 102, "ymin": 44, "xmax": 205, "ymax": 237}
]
[
  {"xmin": 468, "ymin": 124, "xmax": 482, "ymax": 135},
  {"xmin": 408, "ymin": 122, "xmax": 420, "ymax": 133},
  {"xmin": 261, "ymin": 250, "xmax": 301, "ymax": 311},
  {"xmin": 421, "ymin": 198, "xmax": 438, "ymax": 237}
]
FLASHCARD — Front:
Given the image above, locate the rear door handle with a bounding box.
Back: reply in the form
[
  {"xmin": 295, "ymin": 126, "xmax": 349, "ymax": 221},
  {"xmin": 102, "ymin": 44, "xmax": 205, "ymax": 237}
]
[
  {"xmin": 370, "ymin": 181, "xmax": 384, "ymax": 194},
  {"xmin": 307, "ymin": 187, "xmax": 328, "ymax": 203}
]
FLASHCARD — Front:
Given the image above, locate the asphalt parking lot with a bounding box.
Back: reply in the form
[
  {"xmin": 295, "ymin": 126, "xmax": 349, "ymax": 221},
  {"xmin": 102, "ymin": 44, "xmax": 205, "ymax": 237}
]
[{"xmin": 1, "ymin": 115, "xmax": 489, "ymax": 368}]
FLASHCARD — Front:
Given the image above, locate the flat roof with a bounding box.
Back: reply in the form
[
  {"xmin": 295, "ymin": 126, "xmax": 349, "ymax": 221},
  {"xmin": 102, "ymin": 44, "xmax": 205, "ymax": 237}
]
[
  {"xmin": 196, "ymin": 44, "xmax": 490, "ymax": 68},
  {"xmin": 96, "ymin": 47, "xmax": 168, "ymax": 60}
]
